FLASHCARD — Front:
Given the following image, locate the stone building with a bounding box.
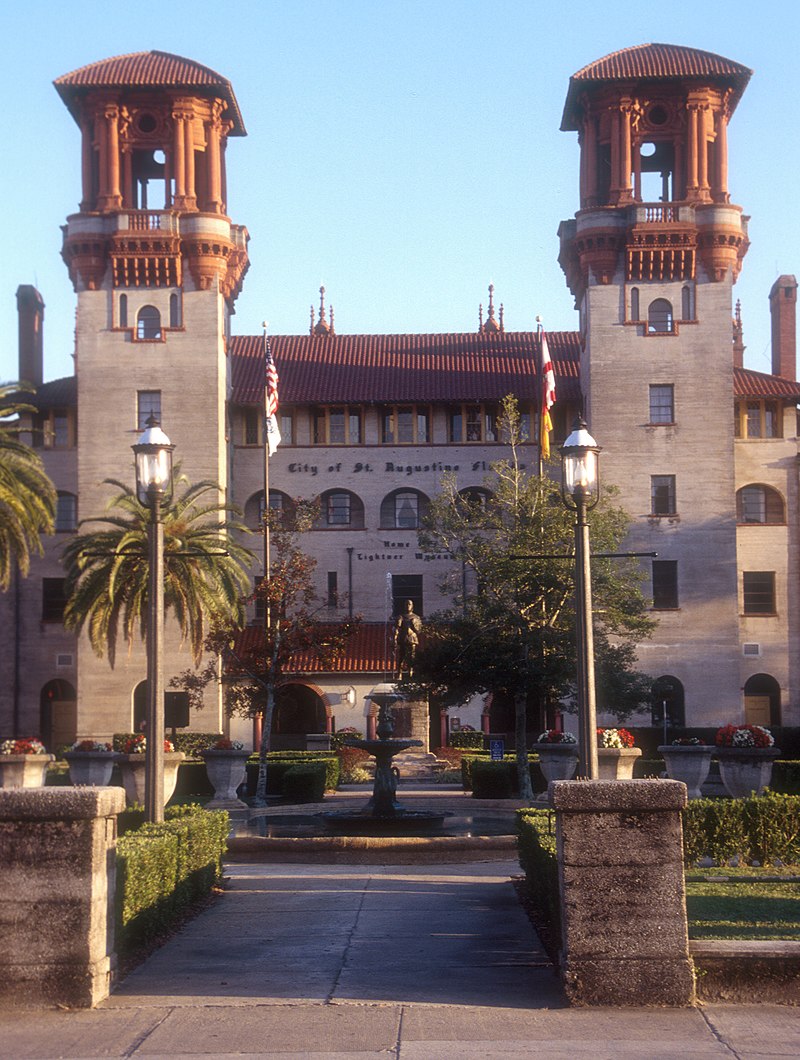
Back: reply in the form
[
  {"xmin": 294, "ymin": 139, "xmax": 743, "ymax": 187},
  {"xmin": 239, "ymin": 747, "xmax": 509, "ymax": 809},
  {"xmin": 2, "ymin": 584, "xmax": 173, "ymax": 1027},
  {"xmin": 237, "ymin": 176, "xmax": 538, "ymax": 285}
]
[{"xmin": 2, "ymin": 43, "xmax": 798, "ymax": 751}]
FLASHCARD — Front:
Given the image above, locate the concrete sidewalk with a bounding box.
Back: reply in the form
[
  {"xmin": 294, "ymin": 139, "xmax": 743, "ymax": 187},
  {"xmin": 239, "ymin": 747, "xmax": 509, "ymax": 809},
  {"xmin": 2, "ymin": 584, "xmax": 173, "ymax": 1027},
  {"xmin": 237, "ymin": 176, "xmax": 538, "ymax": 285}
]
[{"xmin": 1, "ymin": 858, "xmax": 799, "ymax": 1058}]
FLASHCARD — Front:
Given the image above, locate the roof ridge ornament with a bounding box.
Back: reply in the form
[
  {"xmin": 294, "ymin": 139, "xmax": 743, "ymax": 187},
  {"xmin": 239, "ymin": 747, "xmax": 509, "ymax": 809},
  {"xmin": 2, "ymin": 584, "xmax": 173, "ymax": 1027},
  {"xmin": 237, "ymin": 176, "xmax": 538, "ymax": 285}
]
[
  {"xmin": 311, "ymin": 285, "xmax": 334, "ymax": 336},
  {"xmin": 479, "ymin": 283, "xmax": 504, "ymax": 334}
]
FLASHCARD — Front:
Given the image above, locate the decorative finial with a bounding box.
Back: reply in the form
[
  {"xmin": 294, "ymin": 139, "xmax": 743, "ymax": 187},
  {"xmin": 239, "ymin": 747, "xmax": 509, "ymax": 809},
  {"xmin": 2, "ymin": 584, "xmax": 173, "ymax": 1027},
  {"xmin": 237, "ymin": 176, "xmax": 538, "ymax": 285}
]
[
  {"xmin": 483, "ymin": 283, "xmax": 500, "ymax": 333},
  {"xmin": 313, "ymin": 285, "xmax": 332, "ymax": 336},
  {"xmin": 310, "ymin": 305, "xmax": 315, "ymax": 336},
  {"xmin": 499, "ymin": 304, "xmax": 504, "ymax": 332},
  {"xmin": 478, "ymin": 304, "xmax": 484, "ymax": 331}
]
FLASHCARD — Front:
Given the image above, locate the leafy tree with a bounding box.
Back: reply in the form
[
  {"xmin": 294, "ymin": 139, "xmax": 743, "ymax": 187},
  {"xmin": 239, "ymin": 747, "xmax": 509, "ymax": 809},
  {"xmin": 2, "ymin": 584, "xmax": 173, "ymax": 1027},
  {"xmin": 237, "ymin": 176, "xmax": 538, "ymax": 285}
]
[
  {"xmin": 0, "ymin": 383, "xmax": 56, "ymax": 590},
  {"xmin": 62, "ymin": 471, "xmax": 254, "ymax": 666},
  {"xmin": 172, "ymin": 499, "xmax": 360, "ymax": 804},
  {"xmin": 405, "ymin": 396, "xmax": 654, "ymax": 798}
]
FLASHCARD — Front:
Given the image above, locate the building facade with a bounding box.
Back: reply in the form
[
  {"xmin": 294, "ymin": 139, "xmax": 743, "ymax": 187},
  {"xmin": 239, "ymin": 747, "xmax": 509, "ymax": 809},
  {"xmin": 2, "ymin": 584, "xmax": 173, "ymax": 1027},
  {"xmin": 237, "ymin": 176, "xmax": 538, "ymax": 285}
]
[{"xmin": 2, "ymin": 43, "xmax": 799, "ymax": 751}]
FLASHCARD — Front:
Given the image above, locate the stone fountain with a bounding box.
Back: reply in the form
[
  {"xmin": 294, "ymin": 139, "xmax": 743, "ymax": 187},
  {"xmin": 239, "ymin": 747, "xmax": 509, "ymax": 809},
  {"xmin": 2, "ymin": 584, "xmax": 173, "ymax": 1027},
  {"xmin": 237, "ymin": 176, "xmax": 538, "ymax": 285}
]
[{"xmin": 320, "ymin": 685, "xmax": 447, "ymax": 835}]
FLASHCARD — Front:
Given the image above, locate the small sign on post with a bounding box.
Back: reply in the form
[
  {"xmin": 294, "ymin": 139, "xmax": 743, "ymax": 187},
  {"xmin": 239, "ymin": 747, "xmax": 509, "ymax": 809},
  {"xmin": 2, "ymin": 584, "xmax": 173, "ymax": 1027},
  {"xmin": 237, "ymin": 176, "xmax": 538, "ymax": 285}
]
[{"xmin": 490, "ymin": 739, "xmax": 505, "ymax": 761}]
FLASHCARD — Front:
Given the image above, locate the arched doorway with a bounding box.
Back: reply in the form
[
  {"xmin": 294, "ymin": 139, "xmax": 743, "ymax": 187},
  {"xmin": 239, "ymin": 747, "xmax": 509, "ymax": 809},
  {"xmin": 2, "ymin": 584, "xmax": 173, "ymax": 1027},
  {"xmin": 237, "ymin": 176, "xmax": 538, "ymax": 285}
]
[
  {"xmin": 271, "ymin": 683, "xmax": 329, "ymax": 750},
  {"xmin": 743, "ymin": 673, "xmax": 781, "ymax": 726},
  {"xmin": 485, "ymin": 691, "xmax": 543, "ymax": 748},
  {"xmin": 651, "ymin": 676, "xmax": 685, "ymax": 728},
  {"xmin": 39, "ymin": 679, "xmax": 77, "ymax": 752}
]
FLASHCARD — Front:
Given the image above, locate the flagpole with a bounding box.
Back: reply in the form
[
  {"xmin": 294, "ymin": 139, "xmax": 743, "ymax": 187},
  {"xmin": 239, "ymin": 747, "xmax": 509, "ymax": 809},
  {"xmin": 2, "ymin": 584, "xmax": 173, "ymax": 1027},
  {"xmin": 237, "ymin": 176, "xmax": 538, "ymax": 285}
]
[
  {"xmin": 255, "ymin": 322, "xmax": 271, "ymax": 755},
  {"xmin": 536, "ymin": 315, "xmax": 544, "ymax": 478}
]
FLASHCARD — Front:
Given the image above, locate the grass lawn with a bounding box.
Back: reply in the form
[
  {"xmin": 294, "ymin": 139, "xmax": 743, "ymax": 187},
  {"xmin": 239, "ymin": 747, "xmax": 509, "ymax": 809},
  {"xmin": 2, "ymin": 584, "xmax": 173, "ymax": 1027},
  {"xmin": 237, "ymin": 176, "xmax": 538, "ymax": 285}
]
[{"xmin": 686, "ymin": 872, "xmax": 800, "ymax": 940}]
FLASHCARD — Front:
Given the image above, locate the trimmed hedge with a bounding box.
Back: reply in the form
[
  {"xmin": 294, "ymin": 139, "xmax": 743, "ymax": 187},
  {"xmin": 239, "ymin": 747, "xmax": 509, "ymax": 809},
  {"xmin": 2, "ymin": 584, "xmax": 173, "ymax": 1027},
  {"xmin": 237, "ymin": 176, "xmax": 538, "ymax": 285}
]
[
  {"xmin": 471, "ymin": 759, "xmax": 546, "ymax": 798},
  {"xmin": 244, "ymin": 754, "xmax": 340, "ymax": 797},
  {"xmin": 682, "ymin": 792, "xmax": 800, "ymax": 866},
  {"xmin": 448, "ymin": 730, "xmax": 485, "ymax": 750},
  {"xmin": 770, "ymin": 761, "xmax": 800, "ymax": 795},
  {"xmin": 116, "ymin": 804, "xmax": 228, "ymax": 953},
  {"xmin": 282, "ymin": 762, "xmax": 328, "ymax": 803},
  {"xmin": 515, "ymin": 809, "xmax": 560, "ymax": 959}
]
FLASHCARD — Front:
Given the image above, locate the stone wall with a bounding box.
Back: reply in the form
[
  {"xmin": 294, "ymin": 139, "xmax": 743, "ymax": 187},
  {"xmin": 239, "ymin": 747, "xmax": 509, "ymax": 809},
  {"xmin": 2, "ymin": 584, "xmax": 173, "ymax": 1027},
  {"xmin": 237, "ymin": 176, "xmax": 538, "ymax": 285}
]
[{"xmin": 0, "ymin": 786, "xmax": 125, "ymax": 1008}]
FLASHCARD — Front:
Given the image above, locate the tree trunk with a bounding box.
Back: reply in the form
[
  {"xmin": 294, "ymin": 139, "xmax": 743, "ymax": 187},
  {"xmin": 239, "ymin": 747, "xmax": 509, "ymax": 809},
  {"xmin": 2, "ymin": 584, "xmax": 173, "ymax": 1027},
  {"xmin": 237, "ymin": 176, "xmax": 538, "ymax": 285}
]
[
  {"xmin": 515, "ymin": 691, "xmax": 533, "ymax": 801},
  {"xmin": 254, "ymin": 625, "xmax": 281, "ymax": 806}
]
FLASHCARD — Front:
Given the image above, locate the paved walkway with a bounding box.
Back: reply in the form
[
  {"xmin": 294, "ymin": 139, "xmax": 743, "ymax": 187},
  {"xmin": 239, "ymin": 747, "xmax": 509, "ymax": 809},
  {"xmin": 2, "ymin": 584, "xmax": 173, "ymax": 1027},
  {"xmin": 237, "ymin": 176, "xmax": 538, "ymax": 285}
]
[{"xmin": 2, "ymin": 857, "xmax": 799, "ymax": 1057}]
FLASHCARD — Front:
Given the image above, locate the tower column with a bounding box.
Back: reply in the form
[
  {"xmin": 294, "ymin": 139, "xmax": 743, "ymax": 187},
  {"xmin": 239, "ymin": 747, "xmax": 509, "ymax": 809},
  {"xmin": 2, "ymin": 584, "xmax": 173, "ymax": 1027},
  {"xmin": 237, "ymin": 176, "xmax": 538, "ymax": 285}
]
[
  {"xmin": 99, "ymin": 105, "xmax": 122, "ymax": 211},
  {"xmin": 583, "ymin": 115, "xmax": 598, "ymax": 206},
  {"xmin": 618, "ymin": 100, "xmax": 634, "ymax": 203},
  {"xmin": 80, "ymin": 116, "xmax": 93, "ymax": 210},
  {"xmin": 697, "ymin": 103, "xmax": 710, "ymax": 199},
  {"xmin": 714, "ymin": 102, "xmax": 729, "ymax": 203},
  {"xmin": 609, "ymin": 107, "xmax": 621, "ymax": 200},
  {"xmin": 172, "ymin": 111, "xmax": 187, "ymax": 206},
  {"xmin": 184, "ymin": 116, "xmax": 196, "ymax": 208},
  {"xmin": 205, "ymin": 106, "xmax": 223, "ymax": 213}
]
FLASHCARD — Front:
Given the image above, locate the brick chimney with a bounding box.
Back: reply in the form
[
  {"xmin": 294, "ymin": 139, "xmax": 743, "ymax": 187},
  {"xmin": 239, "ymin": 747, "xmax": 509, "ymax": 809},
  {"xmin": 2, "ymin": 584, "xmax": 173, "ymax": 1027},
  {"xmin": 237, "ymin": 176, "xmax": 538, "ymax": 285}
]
[
  {"xmin": 16, "ymin": 285, "xmax": 45, "ymax": 387},
  {"xmin": 770, "ymin": 274, "xmax": 797, "ymax": 380}
]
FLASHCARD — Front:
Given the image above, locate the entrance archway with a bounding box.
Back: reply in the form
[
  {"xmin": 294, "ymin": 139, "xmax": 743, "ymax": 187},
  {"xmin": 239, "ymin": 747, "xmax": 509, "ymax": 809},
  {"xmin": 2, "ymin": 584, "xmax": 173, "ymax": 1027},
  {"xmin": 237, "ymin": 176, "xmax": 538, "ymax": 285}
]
[
  {"xmin": 39, "ymin": 679, "xmax": 77, "ymax": 751},
  {"xmin": 271, "ymin": 683, "xmax": 330, "ymax": 750},
  {"xmin": 743, "ymin": 673, "xmax": 781, "ymax": 726}
]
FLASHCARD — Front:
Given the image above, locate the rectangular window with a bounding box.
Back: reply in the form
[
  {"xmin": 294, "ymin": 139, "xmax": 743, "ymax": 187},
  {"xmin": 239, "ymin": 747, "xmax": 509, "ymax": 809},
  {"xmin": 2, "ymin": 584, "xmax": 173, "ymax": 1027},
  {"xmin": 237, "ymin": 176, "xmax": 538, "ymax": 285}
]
[
  {"xmin": 137, "ymin": 390, "xmax": 161, "ymax": 431},
  {"xmin": 313, "ymin": 406, "xmax": 362, "ymax": 445},
  {"xmin": 327, "ymin": 492, "xmax": 351, "ymax": 526},
  {"xmin": 449, "ymin": 403, "xmax": 499, "ymax": 443},
  {"xmin": 651, "ymin": 475, "xmax": 676, "ymax": 516},
  {"xmin": 243, "ymin": 408, "xmax": 260, "ymax": 446},
  {"xmin": 327, "ymin": 571, "xmax": 338, "ymax": 608},
  {"xmin": 395, "ymin": 491, "xmax": 419, "ymax": 528},
  {"xmin": 280, "ymin": 410, "xmax": 293, "ymax": 444},
  {"xmin": 253, "ymin": 576, "xmax": 265, "ymax": 623},
  {"xmin": 55, "ymin": 493, "xmax": 77, "ymax": 532},
  {"xmin": 652, "ymin": 561, "xmax": 678, "ymax": 609},
  {"xmin": 743, "ymin": 571, "xmax": 776, "ymax": 615},
  {"xmin": 391, "ymin": 574, "xmax": 423, "ymax": 618},
  {"xmin": 740, "ymin": 400, "xmax": 781, "ymax": 439},
  {"xmin": 381, "ymin": 405, "xmax": 431, "ymax": 444},
  {"xmin": 42, "ymin": 578, "xmax": 67, "ymax": 623},
  {"xmin": 649, "ymin": 385, "xmax": 674, "ymax": 424}
]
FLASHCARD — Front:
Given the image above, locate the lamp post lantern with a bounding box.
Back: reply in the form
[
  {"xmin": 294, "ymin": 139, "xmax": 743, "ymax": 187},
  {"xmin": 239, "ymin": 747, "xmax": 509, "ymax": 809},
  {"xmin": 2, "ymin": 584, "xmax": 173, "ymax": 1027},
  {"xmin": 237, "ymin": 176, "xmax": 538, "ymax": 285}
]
[
  {"xmin": 132, "ymin": 416, "xmax": 174, "ymax": 823},
  {"xmin": 561, "ymin": 417, "xmax": 601, "ymax": 780}
]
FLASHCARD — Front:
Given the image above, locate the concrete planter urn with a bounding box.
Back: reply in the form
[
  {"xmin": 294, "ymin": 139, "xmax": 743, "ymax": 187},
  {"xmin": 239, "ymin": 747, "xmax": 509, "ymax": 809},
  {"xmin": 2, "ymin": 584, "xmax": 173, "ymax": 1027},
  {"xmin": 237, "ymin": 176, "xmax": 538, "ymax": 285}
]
[
  {"xmin": 64, "ymin": 751, "xmax": 117, "ymax": 787},
  {"xmin": 116, "ymin": 751, "xmax": 184, "ymax": 807},
  {"xmin": 201, "ymin": 749, "xmax": 250, "ymax": 808},
  {"xmin": 717, "ymin": 747, "xmax": 781, "ymax": 798},
  {"xmin": 532, "ymin": 743, "xmax": 579, "ymax": 784},
  {"xmin": 658, "ymin": 744, "xmax": 714, "ymax": 799},
  {"xmin": 0, "ymin": 753, "xmax": 55, "ymax": 788},
  {"xmin": 597, "ymin": 747, "xmax": 642, "ymax": 780}
]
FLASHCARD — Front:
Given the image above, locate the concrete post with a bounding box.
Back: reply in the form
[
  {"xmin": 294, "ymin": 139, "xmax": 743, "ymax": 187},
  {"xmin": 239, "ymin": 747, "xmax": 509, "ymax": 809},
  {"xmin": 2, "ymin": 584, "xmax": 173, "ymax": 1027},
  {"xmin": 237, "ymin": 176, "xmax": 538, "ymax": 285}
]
[
  {"xmin": 552, "ymin": 778, "xmax": 694, "ymax": 1006},
  {"xmin": 0, "ymin": 787, "xmax": 126, "ymax": 1009}
]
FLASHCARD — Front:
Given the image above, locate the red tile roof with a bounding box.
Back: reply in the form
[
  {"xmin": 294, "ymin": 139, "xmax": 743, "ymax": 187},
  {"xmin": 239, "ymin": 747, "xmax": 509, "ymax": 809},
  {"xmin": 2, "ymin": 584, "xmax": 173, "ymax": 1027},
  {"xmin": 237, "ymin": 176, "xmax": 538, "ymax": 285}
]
[
  {"xmin": 29, "ymin": 376, "xmax": 76, "ymax": 410},
  {"xmin": 734, "ymin": 367, "xmax": 800, "ymax": 400},
  {"xmin": 54, "ymin": 51, "xmax": 245, "ymax": 135},
  {"xmin": 562, "ymin": 43, "xmax": 752, "ymax": 130},
  {"xmin": 232, "ymin": 623, "xmax": 393, "ymax": 674},
  {"xmin": 229, "ymin": 331, "xmax": 582, "ymax": 406}
]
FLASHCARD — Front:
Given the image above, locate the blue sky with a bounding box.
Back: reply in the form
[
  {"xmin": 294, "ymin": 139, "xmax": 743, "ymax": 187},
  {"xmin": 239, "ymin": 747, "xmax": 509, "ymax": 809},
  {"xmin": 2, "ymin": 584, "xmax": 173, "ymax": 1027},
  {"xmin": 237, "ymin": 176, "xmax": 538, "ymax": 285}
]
[{"xmin": 1, "ymin": 0, "xmax": 797, "ymax": 383}]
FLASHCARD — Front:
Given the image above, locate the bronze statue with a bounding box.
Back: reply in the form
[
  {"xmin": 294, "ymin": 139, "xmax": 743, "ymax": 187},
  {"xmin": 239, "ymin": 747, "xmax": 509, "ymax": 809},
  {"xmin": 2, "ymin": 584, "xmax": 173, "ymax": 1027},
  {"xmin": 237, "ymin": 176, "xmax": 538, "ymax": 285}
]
[{"xmin": 393, "ymin": 599, "xmax": 422, "ymax": 677}]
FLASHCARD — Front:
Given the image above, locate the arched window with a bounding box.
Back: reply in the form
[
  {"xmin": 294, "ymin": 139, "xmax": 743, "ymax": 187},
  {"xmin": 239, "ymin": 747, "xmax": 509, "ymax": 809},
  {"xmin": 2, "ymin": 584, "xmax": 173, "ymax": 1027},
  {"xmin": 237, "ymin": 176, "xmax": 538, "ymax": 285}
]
[
  {"xmin": 648, "ymin": 298, "xmax": 673, "ymax": 334},
  {"xmin": 380, "ymin": 489, "xmax": 430, "ymax": 529},
  {"xmin": 459, "ymin": 487, "xmax": 494, "ymax": 511},
  {"xmin": 736, "ymin": 485, "xmax": 785, "ymax": 524},
  {"xmin": 651, "ymin": 675, "xmax": 685, "ymax": 727},
  {"xmin": 743, "ymin": 673, "xmax": 781, "ymax": 726},
  {"xmin": 630, "ymin": 287, "xmax": 640, "ymax": 321},
  {"xmin": 681, "ymin": 285, "xmax": 693, "ymax": 321},
  {"xmin": 119, "ymin": 293, "xmax": 128, "ymax": 328},
  {"xmin": 315, "ymin": 490, "xmax": 365, "ymax": 529},
  {"xmin": 169, "ymin": 293, "xmax": 181, "ymax": 328},
  {"xmin": 244, "ymin": 489, "xmax": 294, "ymax": 528},
  {"xmin": 55, "ymin": 492, "xmax": 77, "ymax": 532},
  {"xmin": 136, "ymin": 305, "xmax": 162, "ymax": 340}
]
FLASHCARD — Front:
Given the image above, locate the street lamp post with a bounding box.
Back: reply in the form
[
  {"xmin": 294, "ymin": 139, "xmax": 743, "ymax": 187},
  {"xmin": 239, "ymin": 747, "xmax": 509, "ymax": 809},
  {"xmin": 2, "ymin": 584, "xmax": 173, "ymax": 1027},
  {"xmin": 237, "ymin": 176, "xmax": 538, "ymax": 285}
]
[
  {"xmin": 561, "ymin": 417, "xmax": 601, "ymax": 780},
  {"xmin": 132, "ymin": 416, "xmax": 174, "ymax": 823}
]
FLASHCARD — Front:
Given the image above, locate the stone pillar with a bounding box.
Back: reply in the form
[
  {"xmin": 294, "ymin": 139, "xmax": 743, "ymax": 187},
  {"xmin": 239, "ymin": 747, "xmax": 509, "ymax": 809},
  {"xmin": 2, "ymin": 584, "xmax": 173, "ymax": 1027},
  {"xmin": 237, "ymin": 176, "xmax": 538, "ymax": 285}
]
[
  {"xmin": 552, "ymin": 779, "xmax": 694, "ymax": 1006},
  {"xmin": 0, "ymin": 787, "xmax": 125, "ymax": 1009}
]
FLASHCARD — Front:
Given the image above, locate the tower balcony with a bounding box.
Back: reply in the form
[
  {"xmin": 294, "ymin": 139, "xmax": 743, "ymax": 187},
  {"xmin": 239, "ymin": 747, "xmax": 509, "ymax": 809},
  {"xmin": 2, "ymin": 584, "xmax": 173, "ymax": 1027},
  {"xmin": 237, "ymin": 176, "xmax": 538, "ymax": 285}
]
[
  {"xmin": 61, "ymin": 210, "xmax": 249, "ymax": 302},
  {"xmin": 559, "ymin": 202, "xmax": 749, "ymax": 299}
]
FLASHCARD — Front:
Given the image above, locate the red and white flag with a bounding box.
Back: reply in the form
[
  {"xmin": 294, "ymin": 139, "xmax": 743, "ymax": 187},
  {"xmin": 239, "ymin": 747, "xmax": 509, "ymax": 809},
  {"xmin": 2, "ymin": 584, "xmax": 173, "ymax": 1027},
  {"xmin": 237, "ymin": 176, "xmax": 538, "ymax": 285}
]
[
  {"xmin": 264, "ymin": 330, "xmax": 281, "ymax": 456},
  {"xmin": 539, "ymin": 326, "xmax": 556, "ymax": 460}
]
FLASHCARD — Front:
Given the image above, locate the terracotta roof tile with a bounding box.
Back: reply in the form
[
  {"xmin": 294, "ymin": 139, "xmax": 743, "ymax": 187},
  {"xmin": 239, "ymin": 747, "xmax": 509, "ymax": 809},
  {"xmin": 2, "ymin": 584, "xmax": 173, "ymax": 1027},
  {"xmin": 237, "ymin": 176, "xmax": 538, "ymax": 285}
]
[
  {"xmin": 29, "ymin": 376, "xmax": 76, "ymax": 410},
  {"xmin": 54, "ymin": 51, "xmax": 245, "ymax": 135},
  {"xmin": 232, "ymin": 623, "xmax": 392, "ymax": 674},
  {"xmin": 562, "ymin": 43, "xmax": 752, "ymax": 130},
  {"xmin": 230, "ymin": 331, "xmax": 583, "ymax": 407},
  {"xmin": 734, "ymin": 367, "xmax": 800, "ymax": 400}
]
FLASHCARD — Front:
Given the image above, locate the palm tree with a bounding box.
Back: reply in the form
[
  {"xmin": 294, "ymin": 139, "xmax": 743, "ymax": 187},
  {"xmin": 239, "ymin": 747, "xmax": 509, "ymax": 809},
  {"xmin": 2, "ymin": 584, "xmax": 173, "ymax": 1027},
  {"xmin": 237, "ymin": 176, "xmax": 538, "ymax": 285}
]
[
  {"xmin": 62, "ymin": 472, "xmax": 255, "ymax": 667},
  {"xmin": 0, "ymin": 383, "xmax": 56, "ymax": 590}
]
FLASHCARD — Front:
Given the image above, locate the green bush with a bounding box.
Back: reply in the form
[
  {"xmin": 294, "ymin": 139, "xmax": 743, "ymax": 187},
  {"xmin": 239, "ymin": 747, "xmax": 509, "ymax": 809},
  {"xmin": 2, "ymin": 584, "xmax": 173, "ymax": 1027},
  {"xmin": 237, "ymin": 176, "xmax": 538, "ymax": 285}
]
[
  {"xmin": 173, "ymin": 732, "xmax": 224, "ymax": 758},
  {"xmin": 470, "ymin": 759, "xmax": 545, "ymax": 798},
  {"xmin": 282, "ymin": 762, "xmax": 328, "ymax": 802},
  {"xmin": 116, "ymin": 804, "xmax": 228, "ymax": 953},
  {"xmin": 462, "ymin": 753, "xmax": 545, "ymax": 793},
  {"xmin": 448, "ymin": 730, "xmax": 484, "ymax": 750},
  {"xmin": 244, "ymin": 754, "xmax": 340, "ymax": 795},
  {"xmin": 516, "ymin": 809, "xmax": 560, "ymax": 959},
  {"xmin": 682, "ymin": 793, "xmax": 800, "ymax": 866}
]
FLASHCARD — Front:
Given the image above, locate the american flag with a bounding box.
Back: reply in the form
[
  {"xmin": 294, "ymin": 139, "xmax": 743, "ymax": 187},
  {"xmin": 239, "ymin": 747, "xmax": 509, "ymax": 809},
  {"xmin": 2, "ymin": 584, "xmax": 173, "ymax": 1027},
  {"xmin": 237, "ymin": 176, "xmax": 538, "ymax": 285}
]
[
  {"xmin": 265, "ymin": 330, "xmax": 281, "ymax": 456},
  {"xmin": 539, "ymin": 326, "xmax": 556, "ymax": 460}
]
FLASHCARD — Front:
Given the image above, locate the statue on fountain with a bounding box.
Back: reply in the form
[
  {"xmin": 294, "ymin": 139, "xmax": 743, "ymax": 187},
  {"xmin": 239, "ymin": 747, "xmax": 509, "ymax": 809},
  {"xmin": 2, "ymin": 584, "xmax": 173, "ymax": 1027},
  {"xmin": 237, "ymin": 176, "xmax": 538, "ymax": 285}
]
[{"xmin": 394, "ymin": 599, "xmax": 422, "ymax": 678}]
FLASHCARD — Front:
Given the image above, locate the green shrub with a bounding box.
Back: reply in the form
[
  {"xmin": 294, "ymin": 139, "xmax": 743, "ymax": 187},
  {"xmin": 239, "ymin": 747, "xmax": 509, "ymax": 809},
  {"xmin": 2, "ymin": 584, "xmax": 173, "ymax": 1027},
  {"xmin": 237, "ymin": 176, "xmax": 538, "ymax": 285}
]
[
  {"xmin": 173, "ymin": 732, "xmax": 224, "ymax": 758},
  {"xmin": 470, "ymin": 759, "xmax": 545, "ymax": 798},
  {"xmin": 282, "ymin": 762, "xmax": 328, "ymax": 802},
  {"xmin": 116, "ymin": 804, "xmax": 228, "ymax": 953},
  {"xmin": 682, "ymin": 793, "xmax": 800, "ymax": 866},
  {"xmin": 461, "ymin": 752, "xmax": 498, "ymax": 789},
  {"xmin": 462, "ymin": 753, "xmax": 544, "ymax": 793},
  {"xmin": 244, "ymin": 754, "xmax": 340, "ymax": 795},
  {"xmin": 516, "ymin": 809, "xmax": 560, "ymax": 959},
  {"xmin": 448, "ymin": 730, "xmax": 484, "ymax": 750},
  {"xmin": 330, "ymin": 727, "xmax": 363, "ymax": 750}
]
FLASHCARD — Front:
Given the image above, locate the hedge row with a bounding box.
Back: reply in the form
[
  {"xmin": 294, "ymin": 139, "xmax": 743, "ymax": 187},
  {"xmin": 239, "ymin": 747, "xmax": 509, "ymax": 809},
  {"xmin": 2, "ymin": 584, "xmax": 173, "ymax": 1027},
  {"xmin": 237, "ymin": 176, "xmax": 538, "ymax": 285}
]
[
  {"xmin": 682, "ymin": 792, "xmax": 800, "ymax": 866},
  {"xmin": 244, "ymin": 755, "xmax": 339, "ymax": 796},
  {"xmin": 470, "ymin": 759, "xmax": 548, "ymax": 798},
  {"xmin": 116, "ymin": 804, "xmax": 229, "ymax": 953},
  {"xmin": 515, "ymin": 809, "xmax": 560, "ymax": 960}
]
